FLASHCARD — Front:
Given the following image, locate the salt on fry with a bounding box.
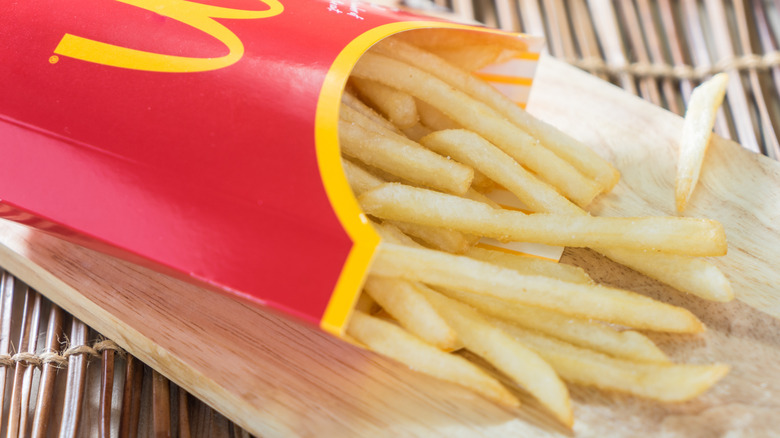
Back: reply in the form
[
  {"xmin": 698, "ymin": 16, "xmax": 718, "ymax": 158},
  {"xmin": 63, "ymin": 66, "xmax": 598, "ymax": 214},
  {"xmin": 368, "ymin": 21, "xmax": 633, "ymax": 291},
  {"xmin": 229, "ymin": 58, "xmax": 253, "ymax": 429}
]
[{"xmin": 676, "ymin": 73, "xmax": 729, "ymax": 212}]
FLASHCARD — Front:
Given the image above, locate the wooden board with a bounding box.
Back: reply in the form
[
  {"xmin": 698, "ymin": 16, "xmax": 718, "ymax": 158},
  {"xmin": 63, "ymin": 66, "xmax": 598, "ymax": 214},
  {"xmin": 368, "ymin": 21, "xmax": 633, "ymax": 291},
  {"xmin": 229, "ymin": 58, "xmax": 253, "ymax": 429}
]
[{"xmin": 2, "ymin": 56, "xmax": 780, "ymax": 437}]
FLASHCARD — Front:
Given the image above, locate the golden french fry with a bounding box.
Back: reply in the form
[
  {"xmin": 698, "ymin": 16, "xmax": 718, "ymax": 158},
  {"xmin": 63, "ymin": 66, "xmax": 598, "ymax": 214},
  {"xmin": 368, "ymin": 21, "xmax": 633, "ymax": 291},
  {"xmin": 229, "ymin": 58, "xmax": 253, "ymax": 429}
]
[
  {"xmin": 439, "ymin": 287, "xmax": 670, "ymax": 363},
  {"xmin": 360, "ymin": 183, "xmax": 728, "ymax": 257},
  {"xmin": 354, "ymin": 290, "xmax": 379, "ymax": 314},
  {"xmin": 372, "ymin": 243, "xmax": 705, "ymax": 333},
  {"xmin": 416, "ymin": 126, "xmax": 732, "ymax": 300},
  {"xmin": 421, "ymin": 129, "xmax": 582, "ymax": 215},
  {"xmin": 341, "ymin": 90, "xmax": 402, "ymax": 134},
  {"xmin": 371, "ymin": 221, "xmax": 423, "ymax": 247},
  {"xmin": 416, "ymin": 99, "xmax": 461, "ymax": 131},
  {"xmin": 342, "ymin": 158, "xmax": 384, "ymax": 196},
  {"xmin": 463, "ymin": 188, "xmax": 501, "ymax": 209},
  {"xmin": 494, "ymin": 320, "xmax": 729, "ymax": 402},
  {"xmin": 385, "ymin": 220, "xmax": 477, "ymax": 254},
  {"xmin": 423, "ymin": 45, "xmax": 503, "ymax": 71},
  {"xmin": 415, "ymin": 285, "xmax": 573, "ymax": 427},
  {"xmin": 373, "ymin": 38, "xmax": 620, "ymax": 192},
  {"xmin": 350, "ymin": 77, "xmax": 419, "ymax": 129},
  {"xmin": 599, "ymin": 247, "xmax": 734, "ymax": 302},
  {"xmin": 346, "ymin": 311, "xmax": 519, "ymax": 406},
  {"xmin": 400, "ymin": 123, "xmax": 432, "ymax": 142},
  {"xmin": 470, "ymin": 169, "xmax": 499, "ymax": 192},
  {"xmin": 363, "ymin": 276, "xmax": 457, "ymax": 349},
  {"xmin": 465, "ymin": 246, "xmax": 592, "ymax": 284},
  {"xmin": 338, "ymin": 120, "xmax": 473, "ymax": 195},
  {"xmin": 676, "ymin": 73, "xmax": 729, "ymax": 212},
  {"xmin": 350, "ymin": 52, "xmax": 602, "ymax": 207}
]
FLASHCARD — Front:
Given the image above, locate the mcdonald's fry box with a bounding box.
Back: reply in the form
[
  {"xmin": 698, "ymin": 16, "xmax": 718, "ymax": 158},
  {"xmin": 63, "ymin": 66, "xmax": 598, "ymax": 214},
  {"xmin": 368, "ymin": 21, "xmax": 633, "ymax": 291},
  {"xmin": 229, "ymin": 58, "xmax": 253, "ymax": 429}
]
[{"xmin": 0, "ymin": 0, "xmax": 543, "ymax": 336}]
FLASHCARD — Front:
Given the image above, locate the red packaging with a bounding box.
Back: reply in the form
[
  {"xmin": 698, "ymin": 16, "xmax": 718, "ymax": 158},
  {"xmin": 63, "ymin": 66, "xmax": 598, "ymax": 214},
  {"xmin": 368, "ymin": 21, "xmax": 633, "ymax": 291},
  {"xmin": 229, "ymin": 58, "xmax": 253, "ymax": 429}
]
[{"xmin": 0, "ymin": 0, "xmax": 542, "ymax": 336}]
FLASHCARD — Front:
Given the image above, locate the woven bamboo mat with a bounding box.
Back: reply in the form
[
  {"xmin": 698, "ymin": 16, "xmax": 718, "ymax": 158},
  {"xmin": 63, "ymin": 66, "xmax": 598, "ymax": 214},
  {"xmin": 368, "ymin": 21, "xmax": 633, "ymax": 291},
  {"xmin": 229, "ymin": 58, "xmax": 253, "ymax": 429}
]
[
  {"xmin": 3, "ymin": 0, "xmax": 779, "ymax": 436},
  {"xmin": 0, "ymin": 270, "xmax": 254, "ymax": 437},
  {"xmin": 412, "ymin": 0, "xmax": 780, "ymax": 159}
]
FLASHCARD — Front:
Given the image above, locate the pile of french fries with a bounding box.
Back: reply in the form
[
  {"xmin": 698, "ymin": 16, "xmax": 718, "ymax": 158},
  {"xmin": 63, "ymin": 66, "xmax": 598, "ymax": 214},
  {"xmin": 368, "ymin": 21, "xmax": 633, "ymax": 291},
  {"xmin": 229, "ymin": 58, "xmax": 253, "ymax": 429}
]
[{"xmin": 340, "ymin": 30, "xmax": 731, "ymax": 427}]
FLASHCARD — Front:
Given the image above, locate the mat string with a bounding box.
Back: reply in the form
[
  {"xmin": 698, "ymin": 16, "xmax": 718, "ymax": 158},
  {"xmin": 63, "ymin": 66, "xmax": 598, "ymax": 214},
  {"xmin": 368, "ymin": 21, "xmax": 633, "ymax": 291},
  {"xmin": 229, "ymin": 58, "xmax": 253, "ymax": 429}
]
[
  {"xmin": 567, "ymin": 51, "xmax": 780, "ymax": 80},
  {"xmin": 0, "ymin": 339, "xmax": 125, "ymax": 369}
]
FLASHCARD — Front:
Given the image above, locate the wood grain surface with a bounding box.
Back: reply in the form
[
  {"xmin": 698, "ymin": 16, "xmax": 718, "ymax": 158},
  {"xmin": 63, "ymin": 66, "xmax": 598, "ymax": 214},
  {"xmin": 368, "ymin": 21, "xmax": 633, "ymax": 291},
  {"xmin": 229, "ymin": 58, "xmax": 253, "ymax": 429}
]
[{"xmin": 1, "ymin": 56, "xmax": 779, "ymax": 437}]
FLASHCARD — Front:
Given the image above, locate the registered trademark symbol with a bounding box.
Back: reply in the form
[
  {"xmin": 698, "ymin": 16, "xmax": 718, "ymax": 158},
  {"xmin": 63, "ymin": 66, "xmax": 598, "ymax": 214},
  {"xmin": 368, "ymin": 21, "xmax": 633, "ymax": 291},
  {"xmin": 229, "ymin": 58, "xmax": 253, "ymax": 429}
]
[{"xmin": 49, "ymin": 55, "xmax": 59, "ymax": 64}]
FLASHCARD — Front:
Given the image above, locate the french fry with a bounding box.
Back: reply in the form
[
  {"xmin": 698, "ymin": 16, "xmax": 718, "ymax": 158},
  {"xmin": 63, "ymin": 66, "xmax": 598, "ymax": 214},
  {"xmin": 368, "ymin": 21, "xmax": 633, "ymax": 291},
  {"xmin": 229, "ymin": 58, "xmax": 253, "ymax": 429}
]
[
  {"xmin": 338, "ymin": 120, "xmax": 473, "ymax": 195},
  {"xmin": 494, "ymin": 320, "xmax": 729, "ymax": 402},
  {"xmin": 421, "ymin": 129, "xmax": 582, "ymax": 215},
  {"xmin": 465, "ymin": 246, "xmax": 592, "ymax": 284},
  {"xmin": 426, "ymin": 45, "xmax": 504, "ymax": 71},
  {"xmin": 439, "ymin": 287, "xmax": 670, "ymax": 363},
  {"xmin": 396, "ymin": 28, "xmax": 533, "ymax": 54},
  {"xmin": 350, "ymin": 77, "xmax": 419, "ymax": 129},
  {"xmin": 341, "ymin": 90, "xmax": 401, "ymax": 134},
  {"xmin": 416, "ymin": 99, "xmax": 461, "ymax": 131},
  {"xmin": 360, "ymin": 183, "xmax": 728, "ymax": 257},
  {"xmin": 354, "ymin": 290, "xmax": 379, "ymax": 314},
  {"xmin": 372, "ymin": 38, "xmax": 621, "ymax": 192},
  {"xmin": 346, "ymin": 311, "xmax": 519, "ymax": 407},
  {"xmin": 598, "ymin": 247, "xmax": 734, "ymax": 302},
  {"xmin": 415, "ymin": 285, "xmax": 573, "ymax": 426},
  {"xmin": 417, "ymin": 128, "xmax": 731, "ymax": 299},
  {"xmin": 463, "ymin": 188, "xmax": 502, "ymax": 209},
  {"xmin": 384, "ymin": 220, "xmax": 477, "ymax": 254},
  {"xmin": 372, "ymin": 243, "xmax": 705, "ymax": 333},
  {"xmin": 350, "ymin": 52, "xmax": 602, "ymax": 207},
  {"xmin": 371, "ymin": 221, "xmax": 423, "ymax": 247},
  {"xmin": 339, "ymin": 32, "xmax": 732, "ymax": 424},
  {"xmin": 363, "ymin": 276, "xmax": 457, "ymax": 349},
  {"xmin": 676, "ymin": 73, "xmax": 729, "ymax": 212},
  {"xmin": 341, "ymin": 158, "xmax": 384, "ymax": 196},
  {"xmin": 400, "ymin": 123, "xmax": 432, "ymax": 142}
]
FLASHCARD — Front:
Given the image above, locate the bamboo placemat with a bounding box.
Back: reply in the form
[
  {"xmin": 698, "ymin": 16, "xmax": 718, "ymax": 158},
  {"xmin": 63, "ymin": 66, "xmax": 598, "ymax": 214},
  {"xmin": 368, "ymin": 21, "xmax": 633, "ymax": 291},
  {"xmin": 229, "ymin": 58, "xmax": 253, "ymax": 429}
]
[
  {"xmin": 3, "ymin": 0, "xmax": 779, "ymax": 435},
  {"xmin": 413, "ymin": 0, "xmax": 780, "ymax": 160},
  {"xmin": 0, "ymin": 270, "xmax": 254, "ymax": 437}
]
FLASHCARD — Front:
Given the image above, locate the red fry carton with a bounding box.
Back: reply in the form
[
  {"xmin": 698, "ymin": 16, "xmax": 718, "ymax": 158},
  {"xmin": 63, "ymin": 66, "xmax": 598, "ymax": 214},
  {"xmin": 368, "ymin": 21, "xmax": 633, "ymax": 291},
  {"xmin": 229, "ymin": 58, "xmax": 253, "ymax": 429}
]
[{"xmin": 0, "ymin": 0, "xmax": 543, "ymax": 336}]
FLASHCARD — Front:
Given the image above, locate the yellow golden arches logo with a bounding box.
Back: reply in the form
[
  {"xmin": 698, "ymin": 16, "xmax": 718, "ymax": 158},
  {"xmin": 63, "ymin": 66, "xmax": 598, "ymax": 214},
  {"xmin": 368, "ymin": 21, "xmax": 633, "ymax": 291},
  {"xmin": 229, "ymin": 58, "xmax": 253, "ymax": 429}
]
[{"xmin": 53, "ymin": 0, "xmax": 284, "ymax": 73}]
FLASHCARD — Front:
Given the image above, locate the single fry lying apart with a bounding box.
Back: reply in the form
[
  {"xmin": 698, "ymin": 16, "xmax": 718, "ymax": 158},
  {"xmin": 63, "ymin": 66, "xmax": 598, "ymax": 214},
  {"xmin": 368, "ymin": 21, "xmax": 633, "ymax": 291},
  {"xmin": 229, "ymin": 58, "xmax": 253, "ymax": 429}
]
[
  {"xmin": 346, "ymin": 311, "xmax": 519, "ymax": 406},
  {"xmin": 360, "ymin": 183, "xmax": 727, "ymax": 256},
  {"xmin": 676, "ymin": 73, "xmax": 729, "ymax": 212}
]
